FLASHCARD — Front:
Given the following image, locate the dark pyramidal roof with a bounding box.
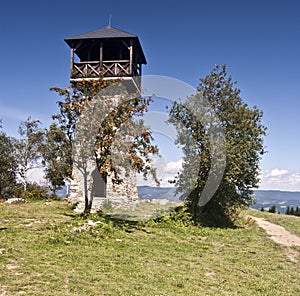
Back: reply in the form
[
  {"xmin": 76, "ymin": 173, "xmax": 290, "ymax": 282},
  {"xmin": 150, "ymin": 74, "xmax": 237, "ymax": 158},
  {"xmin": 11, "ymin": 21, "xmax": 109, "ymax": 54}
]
[{"xmin": 65, "ymin": 25, "xmax": 137, "ymax": 41}]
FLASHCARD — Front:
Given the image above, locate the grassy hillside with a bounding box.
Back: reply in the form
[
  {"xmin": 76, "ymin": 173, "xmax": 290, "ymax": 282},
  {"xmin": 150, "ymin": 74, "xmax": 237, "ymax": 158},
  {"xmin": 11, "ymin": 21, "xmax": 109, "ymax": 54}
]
[{"xmin": 0, "ymin": 201, "xmax": 299, "ymax": 295}]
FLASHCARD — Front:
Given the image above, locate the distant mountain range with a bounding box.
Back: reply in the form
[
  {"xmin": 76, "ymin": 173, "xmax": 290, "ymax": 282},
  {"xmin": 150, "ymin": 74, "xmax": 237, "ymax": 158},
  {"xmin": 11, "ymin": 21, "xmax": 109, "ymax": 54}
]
[
  {"xmin": 253, "ymin": 190, "xmax": 300, "ymax": 213},
  {"xmin": 137, "ymin": 186, "xmax": 180, "ymax": 202},
  {"xmin": 137, "ymin": 186, "xmax": 300, "ymax": 214}
]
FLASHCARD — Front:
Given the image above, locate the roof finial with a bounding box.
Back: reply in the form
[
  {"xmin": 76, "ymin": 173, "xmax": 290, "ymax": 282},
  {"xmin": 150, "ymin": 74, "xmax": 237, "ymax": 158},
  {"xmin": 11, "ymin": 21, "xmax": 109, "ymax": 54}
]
[{"xmin": 107, "ymin": 14, "xmax": 112, "ymax": 28}]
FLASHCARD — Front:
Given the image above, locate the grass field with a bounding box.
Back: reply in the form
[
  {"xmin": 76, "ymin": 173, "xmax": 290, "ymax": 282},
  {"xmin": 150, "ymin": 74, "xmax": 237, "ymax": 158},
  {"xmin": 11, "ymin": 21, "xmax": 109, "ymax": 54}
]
[{"xmin": 0, "ymin": 200, "xmax": 299, "ymax": 295}]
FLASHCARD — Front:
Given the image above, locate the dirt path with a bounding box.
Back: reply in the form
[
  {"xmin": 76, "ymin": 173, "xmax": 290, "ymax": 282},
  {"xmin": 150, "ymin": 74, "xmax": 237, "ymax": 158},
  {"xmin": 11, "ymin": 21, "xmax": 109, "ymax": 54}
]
[
  {"xmin": 249, "ymin": 216, "xmax": 300, "ymax": 247},
  {"xmin": 249, "ymin": 216, "xmax": 300, "ymax": 263}
]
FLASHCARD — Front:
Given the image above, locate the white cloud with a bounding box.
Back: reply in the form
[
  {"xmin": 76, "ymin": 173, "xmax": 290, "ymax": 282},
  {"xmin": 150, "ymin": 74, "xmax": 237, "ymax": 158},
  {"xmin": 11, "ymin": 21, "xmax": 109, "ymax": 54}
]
[
  {"xmin": 259, "ymin": 169, "xmax": 300, "ymax": 191},
  {"xmin": 138, "ymin": 164, "xmax": 300, "ymax": 191},
  {"xmin": 164, "ymin": 159, "xmax": 183, "ymax": 174},
  {"xmin": 265, "ymin": 169, "xmax": 289, "ymax": 177},
  {"xmin": 137, "ymin": 158, "xmax": 182, "ymax": 187}
]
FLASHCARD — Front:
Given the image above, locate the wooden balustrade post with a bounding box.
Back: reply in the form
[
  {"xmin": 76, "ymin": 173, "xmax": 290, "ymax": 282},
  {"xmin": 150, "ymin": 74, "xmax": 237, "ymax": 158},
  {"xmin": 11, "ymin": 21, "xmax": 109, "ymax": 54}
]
[
  {"xmin": 70, "ymin": 48, "xmax": 74, "ymax": 78},
  {"xmin": 99, "ymin": 41, "xmax": 103, "ymax": 74},
  {"xmin": 129, "ymin": 40, "xmax": 133, "ymax": 76}
]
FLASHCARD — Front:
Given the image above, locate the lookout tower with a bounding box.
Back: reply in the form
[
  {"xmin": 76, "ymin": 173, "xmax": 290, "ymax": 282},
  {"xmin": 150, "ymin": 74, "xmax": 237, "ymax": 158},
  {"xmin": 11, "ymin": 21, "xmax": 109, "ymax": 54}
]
[
  {"xmin": 65, "ymin": 25, "xmax": 147, "ymax": 212},
  {"xmin": 64, "ymin": 25, "xmax": 147, "ymax": 92}
]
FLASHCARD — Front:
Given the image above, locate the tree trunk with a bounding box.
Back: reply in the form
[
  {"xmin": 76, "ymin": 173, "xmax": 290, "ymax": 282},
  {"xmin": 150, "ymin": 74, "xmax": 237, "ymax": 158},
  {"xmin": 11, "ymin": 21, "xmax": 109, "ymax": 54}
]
[
  {"xmin": 83, "ymin": 172, "xmax": 92, "ymax": 213},
  {"xmin": 194, "ymin": 204, "xmax": 203, "ymax": 223}
]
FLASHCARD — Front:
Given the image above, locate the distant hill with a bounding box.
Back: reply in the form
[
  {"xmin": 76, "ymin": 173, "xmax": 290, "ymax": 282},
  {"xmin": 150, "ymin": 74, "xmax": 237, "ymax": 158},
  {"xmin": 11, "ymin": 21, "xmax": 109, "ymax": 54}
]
[
  {"xmin": 138, "ymin": 186, "xmax": 300, "ymax": 214},
  {"xmin": 137, "ymin": 186, "xmax": 181, "ymax": 202},
  {"xmin": 253, "ymin": 190, "xmax": 300, "ymax": 213},
  {"xmin": 57, "ymin": 185, "xmax": 300, "ymax": 214}
]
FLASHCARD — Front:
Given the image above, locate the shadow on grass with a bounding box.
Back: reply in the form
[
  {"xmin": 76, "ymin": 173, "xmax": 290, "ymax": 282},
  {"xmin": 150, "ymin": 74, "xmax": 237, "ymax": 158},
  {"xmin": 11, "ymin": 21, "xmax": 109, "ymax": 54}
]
[
  {"xmin": 192, "ymin": 204, "xmax": 237, "ymax": 229},
  {"xmin": 197, "ymin": 213, "xmax": 237, "ymax": 229},
  {"xmin": 78, "ymin": 210, "xmax": 146, "ymax": 233},
  {"xmin": 63, "ymin": 212, "xmax": 79, "ymax": 218},
  {"xmin": 104, "ymin": 215, "xmax": 143, "ymax": 232},
  {"xmin": 73, "ymin": 203, "xmax": 237, "ymax": 231}
]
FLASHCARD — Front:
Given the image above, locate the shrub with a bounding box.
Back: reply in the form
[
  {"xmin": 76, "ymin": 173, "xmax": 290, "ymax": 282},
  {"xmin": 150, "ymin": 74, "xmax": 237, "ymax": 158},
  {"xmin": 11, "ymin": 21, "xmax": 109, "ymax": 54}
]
[{"xmin": 19, "ymin": 183, "xmax": 49, "ymax": 200}]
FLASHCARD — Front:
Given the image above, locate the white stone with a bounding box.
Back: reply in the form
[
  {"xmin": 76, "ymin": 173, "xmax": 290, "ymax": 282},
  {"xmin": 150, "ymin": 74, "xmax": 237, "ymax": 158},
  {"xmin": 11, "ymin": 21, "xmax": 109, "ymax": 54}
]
[{"xmin": 5, "ymin": 198, "xmax": 25, "ymax": 204}]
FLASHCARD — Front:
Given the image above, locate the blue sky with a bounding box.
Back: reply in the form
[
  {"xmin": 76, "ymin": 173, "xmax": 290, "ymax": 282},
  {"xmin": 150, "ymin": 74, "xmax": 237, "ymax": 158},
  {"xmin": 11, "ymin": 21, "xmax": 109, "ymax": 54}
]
[{"xmin": 0, "ymin": 0, "xmax": 299, "ymax": 190}]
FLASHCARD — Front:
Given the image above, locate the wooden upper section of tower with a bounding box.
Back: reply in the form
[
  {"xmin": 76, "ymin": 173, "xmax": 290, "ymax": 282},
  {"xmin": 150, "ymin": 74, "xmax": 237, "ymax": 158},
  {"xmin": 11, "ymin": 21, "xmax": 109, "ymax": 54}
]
[{"xmin": 65, "ymin": 25, "xmax": 147, "ymax": 91}]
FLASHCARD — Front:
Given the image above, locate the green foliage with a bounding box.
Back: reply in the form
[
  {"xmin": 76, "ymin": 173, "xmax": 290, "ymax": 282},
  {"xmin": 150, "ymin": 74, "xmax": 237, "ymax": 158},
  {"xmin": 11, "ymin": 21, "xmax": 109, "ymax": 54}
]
[
  {"xmin": 0, "ymin": 121, "xmax": 18, "ymax": 198},
  {"xmin": 51, "ymin": 80, "xmax": 111, "ymax": 142},
  {"xmin": 41, "ymin": 123, "xmax": 72, "ymax": 193},
  {"xmin": 94, "ymin": 95, "xmax": 159, "ymax": 183},
  {"xmin": 168, "ymin": 65, "xmax": 266, "ymax": 224},
  {"xmin": 146, "ymin": 205, "xmax": 193, "ymax": 228},
  {"xmin": 15, "ymin": 116, "xmax": 45, "ymax": 190},
  {"xmin": 18, "ymin": 183, "xmax": 49, "ymax": 200},
  {"xmin": 286, "ymin": 206, "xmax": 299, "ymax": 216},
  {"xmin": 268, "ymin": 205, "xmax": 277, "ymax": 213}
]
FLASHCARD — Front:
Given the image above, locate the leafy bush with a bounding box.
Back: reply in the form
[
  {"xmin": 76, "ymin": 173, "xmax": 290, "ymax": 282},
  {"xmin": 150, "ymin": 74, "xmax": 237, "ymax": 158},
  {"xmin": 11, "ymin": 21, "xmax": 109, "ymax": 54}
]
[
  {"xmin": 19, "ymin": 183, "xmax": 49, "ymax": 200},
  {"xmin": 148, "ymin": 205, "xmax": 193, "ymax": 227}
]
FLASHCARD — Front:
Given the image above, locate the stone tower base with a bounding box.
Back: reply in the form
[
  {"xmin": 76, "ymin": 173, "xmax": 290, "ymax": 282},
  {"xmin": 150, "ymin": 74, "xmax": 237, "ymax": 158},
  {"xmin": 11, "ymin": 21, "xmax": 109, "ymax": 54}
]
[{"xmin": 68, "ymin": 166, "xmax": 139, "ymax": 213}]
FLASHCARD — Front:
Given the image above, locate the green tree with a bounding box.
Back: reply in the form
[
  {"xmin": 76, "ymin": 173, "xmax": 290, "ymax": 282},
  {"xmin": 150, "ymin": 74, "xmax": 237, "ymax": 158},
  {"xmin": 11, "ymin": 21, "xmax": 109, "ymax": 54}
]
[
  {"xmin": 286, "ymin": 206, "xmax": 290, "ymax": 215},
  {"xmin": 260, "ymin": 207, "xmax": 264, "ymax": 212},
  {"xmin": 268, "ymin": 205, "xmax": 276, "ymax": 213},
  {"xmin": 168, "ymin": 65, "xmax": 266, "ymax": 225},
  {"xmin": 41, "ymin": 123, "xmax": 72, "ymax": 194},
  {"xmin": 15, "ymin": 117, "xmax": 45, "ymax": 190},
  {"xmin": 0, "ymin": 121, "xmax": 18, "ymax": 198}
]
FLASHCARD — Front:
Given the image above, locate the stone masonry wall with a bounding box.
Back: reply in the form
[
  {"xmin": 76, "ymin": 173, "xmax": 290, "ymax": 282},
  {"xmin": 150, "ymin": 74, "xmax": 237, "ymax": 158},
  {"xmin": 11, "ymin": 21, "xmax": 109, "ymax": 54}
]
[{"xmin": 68, "ymin": 89, "xmax": 139, "ymax": 213}]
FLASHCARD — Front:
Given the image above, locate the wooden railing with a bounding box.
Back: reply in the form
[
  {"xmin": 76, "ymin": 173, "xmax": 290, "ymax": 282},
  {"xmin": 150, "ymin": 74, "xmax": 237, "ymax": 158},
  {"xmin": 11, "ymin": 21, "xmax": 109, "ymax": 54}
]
[
  {"xmin": 71, "ymin": 60, "xmax": 142, "ymax": 92},
  {"xmin": 71, "ymin": 61, "xmax": 101, "ymax": 79},
  {"xmin": 71, "ymin": 60, "xmax": 141, "ymax": 79},
  {"xmin": 102, "ymin": 60, "xmax": 130, "ymax": 77}
]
